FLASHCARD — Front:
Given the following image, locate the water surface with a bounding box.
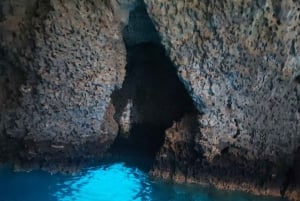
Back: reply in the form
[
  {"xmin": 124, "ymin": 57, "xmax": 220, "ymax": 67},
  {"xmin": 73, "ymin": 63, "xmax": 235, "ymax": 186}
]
[{"xmin": 0, "ymin": 162, "xmax": 286, "ymax": 201}]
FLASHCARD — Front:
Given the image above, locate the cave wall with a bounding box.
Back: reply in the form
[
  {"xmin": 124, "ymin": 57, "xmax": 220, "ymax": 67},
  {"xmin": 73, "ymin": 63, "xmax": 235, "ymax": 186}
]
[
  {"xmin": 144, "ymin": 0, "xmax": 300, "ymax": 164},
  {"xmin": 0, "ymin": 0, "xmax": 136, "ymax": 162},
  {"xmin": 144, "ymin": 0, "xmax": 300, "ymax": 199},
  {"xmin": 0, "ymin": 0, "xmax": 299, "ymax": 198}
]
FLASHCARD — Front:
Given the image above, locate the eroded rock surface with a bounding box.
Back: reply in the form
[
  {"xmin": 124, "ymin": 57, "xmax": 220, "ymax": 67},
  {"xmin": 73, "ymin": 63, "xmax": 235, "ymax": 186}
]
[
  {"xmin": 0, "ymin": 0, "xmax": 130, "ymax": 166},
  {"xmin": 144, "ymin": 0, "xmax": 300, "ymax": 199},
  {"xmin": 0, "ymin": 0, "xmax": 299, "ymax": 199}
]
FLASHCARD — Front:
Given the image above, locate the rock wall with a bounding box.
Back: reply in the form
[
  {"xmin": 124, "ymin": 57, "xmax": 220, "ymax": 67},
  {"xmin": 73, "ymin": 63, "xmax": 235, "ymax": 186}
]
[
  {"xmin": 0, "ymin": 0, "xmax": 131, "ymax": 165},
  {"xmin": 144, "ymin": 0, "xmax": 300, "ymax": 199},
  {"xmin": 0, "ymin": 0, "xmax": 299, "ymax": 199}
]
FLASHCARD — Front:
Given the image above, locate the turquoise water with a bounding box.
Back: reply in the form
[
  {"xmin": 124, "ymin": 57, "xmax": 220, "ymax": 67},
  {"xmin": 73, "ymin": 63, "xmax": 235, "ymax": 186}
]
[{"xmin": 0, "ymin": 162, "xmax": 286, "ymax": 201}]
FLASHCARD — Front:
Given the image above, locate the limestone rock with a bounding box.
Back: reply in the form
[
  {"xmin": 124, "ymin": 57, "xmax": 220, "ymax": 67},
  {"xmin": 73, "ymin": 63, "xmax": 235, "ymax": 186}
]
[
  {"xmin": 0, "ymin": 0, "xmax": 127, "ymax": 162},
  {"xmin": 145, "ymin": 0, "xmax": 300, "ymax": 168},
  {"xmin": 145, "ymin": 0, "xmax": 300, "ymax": 199}
]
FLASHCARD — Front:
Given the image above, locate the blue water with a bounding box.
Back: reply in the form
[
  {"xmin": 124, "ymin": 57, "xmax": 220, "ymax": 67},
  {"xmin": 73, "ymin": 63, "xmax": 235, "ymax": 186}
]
[{"xmin": 0, "ymin": 162, "xmax": 286, "ymax": 201}]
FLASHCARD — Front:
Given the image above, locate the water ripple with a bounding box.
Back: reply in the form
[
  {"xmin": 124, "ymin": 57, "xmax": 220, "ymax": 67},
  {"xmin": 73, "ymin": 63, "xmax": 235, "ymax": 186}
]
[
  {"xmin": 53, "ymin": 163, "xmax": 152, "ymax": 201},
  {"xmin": 0, "ymin": 163, "xmax": 287, "ymax": 201}
]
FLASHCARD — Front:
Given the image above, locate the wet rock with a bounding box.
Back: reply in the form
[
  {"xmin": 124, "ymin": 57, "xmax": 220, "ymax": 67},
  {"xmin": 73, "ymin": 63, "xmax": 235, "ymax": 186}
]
[{"xmin": 151, "ymin": 114, "xmax": 295, "ymax": 199}]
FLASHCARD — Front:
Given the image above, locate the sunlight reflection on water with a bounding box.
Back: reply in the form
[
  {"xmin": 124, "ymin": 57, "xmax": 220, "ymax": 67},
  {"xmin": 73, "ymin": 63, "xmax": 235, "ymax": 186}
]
[
  {"xmin": 0, "ymin": 162, "xmax": 287, "ymax": 201},
  {"xmin": 53, "ymin": 163, "xmax": 151, "ymax": 201}
]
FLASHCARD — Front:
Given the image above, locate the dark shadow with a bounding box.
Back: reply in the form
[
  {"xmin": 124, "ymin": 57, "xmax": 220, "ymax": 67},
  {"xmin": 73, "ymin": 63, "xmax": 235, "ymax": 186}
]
[
  {"xmin": 0, "ymin": 48, "xmax": 27, "ymax": 111},
  {"xmin": 109, "ymin": 2, "xmax": 197, "ymax": 170}
]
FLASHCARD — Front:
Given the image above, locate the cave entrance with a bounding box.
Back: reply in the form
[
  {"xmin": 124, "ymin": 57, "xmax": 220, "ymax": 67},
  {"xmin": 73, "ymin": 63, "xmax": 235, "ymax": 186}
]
[{"xmin": 110, "ymin": 1, "xmax": 197, "ymax": 168}]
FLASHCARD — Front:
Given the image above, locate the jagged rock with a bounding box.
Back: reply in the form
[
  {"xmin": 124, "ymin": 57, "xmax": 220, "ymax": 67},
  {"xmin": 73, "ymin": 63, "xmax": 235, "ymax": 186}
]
[
  {"xmin": 144, "ymin": 0, "xmax": 300, "ymax": 199},
  {"xmin": 0, "ymin": 0, "xmax": 129, "ymax": 164},
  {"xmin": 151, "ymin": 114, "xmax": 293, "ymax": 198},
  {"xmin": 145, "ymin": 0, "xmax": 300, "ymax": 163},
  {"xmin": 0, "ymin": 0, "xmax": 299, "ymax": 199}
]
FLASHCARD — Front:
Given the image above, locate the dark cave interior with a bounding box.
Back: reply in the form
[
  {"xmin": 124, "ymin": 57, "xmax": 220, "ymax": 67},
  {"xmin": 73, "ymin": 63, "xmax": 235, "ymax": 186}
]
[{"xmin": 110, "ymin": 2, "xmax": 197, "ymax": 167}]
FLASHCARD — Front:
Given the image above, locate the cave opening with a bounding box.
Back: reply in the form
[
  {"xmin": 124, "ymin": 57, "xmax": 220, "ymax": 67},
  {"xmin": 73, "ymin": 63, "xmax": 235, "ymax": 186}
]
[{"xmin": 110, "ymin": 1, "xmax": 197, "ymax": 168}]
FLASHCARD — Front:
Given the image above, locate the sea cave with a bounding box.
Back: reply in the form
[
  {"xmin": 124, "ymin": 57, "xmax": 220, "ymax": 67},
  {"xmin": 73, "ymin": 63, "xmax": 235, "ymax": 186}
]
[{"xmin": 0, "ymin": 0, "xmax": 299, "ymax": 201}]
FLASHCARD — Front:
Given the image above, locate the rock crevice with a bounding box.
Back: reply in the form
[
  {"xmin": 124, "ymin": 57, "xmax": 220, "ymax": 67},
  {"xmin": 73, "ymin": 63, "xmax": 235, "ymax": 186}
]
[
  {"xmin": 0, "ymin": 0, "xmax": 299, "ymax": 200},
  {"xmin": 110, "ymin": 1, "xmax": 197, "ymax": 162}
]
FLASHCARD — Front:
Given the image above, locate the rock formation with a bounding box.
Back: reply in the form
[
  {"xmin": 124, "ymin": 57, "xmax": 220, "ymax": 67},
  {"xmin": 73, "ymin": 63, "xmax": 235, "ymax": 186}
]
[
  {"xmin": 0, "ymin": 0, "xmax": 299, "ymax": 200},
  {"xmin": 144, "ymin": 0, "xmax": 300, "ymax": 200},
  {"xmin": 0, "ymin": 0, "xmax": 131, "ymax": 168}
]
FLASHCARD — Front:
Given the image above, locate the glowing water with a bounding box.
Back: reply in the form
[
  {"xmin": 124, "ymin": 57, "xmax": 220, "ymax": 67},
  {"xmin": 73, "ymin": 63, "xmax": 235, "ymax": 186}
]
[
  {"xmin": 0, "ymin": 163, "xmax": 286, "ymax": 201},
  {"xmin": 54, "ymin": 163, "xmax": 151, "ymax": 201}
]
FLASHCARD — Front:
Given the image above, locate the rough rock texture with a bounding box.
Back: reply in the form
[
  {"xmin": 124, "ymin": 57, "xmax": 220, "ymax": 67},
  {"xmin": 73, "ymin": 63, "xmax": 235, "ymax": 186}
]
[
  {"xmin": 151, "ymin": 114, "xmax": 295, "ymax": 198},
  {"xmin": 1, "ymin": 0, "xmax": 299, "ymax": 199},
  {"xmin": 144, "ymin": 0, "xmax": 300, "ymax": 200},
  {"xmin": 0, "ymin": 0, "xmax": 131, "ymax": 165}
]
